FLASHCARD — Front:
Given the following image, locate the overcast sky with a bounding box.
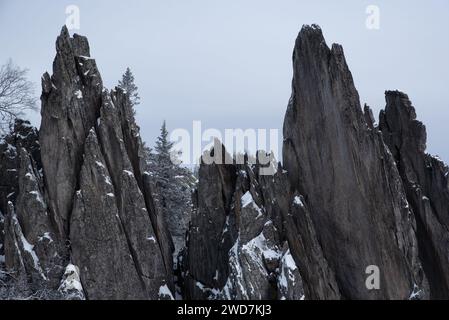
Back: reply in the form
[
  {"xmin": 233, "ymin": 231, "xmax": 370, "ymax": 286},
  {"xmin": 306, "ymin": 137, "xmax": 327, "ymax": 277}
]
[{"xmin": 1, "ymin": 0, "xmax": 448, "ymax": 162}]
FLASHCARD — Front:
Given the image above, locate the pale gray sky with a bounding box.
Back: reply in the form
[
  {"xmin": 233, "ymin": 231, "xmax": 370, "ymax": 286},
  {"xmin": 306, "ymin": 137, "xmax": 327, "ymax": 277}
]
[{"xmin": 1, "ymin": 0, "xmax": 448, "ymax": 162}]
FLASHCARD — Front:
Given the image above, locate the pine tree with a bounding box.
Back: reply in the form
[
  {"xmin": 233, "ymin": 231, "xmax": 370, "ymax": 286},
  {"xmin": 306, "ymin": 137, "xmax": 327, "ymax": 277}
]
[
  {"xmin": 118, "ymin": 67, "xmax": 140, "ymax": 107},
  {"xmin": 155, "ymin": 121, "xmax": 176, "ymax": 177},
  {"xmin": 145, "ymin": 121, "xmax": 196, "ymax": 261},
  {"xmin": 155, "ymin": 121, "xmax": 174, "ymax": 159}
]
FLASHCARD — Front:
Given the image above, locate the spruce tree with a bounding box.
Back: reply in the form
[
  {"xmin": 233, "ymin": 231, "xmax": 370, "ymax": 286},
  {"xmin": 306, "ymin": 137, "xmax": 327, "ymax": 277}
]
[
  {"xmin": 146, "ymin": 121, "xmax": 196, "ymax": 261},
  {"xmin": 118, "ymin": 67, "xmax": 140, "ymax": 107}
]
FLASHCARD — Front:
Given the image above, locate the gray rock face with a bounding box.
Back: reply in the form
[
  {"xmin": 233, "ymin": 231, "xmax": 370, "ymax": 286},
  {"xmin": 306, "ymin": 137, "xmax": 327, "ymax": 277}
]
[
  {"xmin": 2, "ymin": 24, "xmax": 449, "ymax": 301},
  {"xmin": 0, "ymin": 119, "xmax": 41, "ymax": 216},
  {"xmin": 40, "ymin": 26, "xmax": 103, "ymax": 239},
  {"xmin": 184, "ymin": 146, "xmax": 237, "ymax": 299},
  {"xmin": 70, "ymin": 130, "xmax": 146, "ymax": 299},
  {"xmin": 283, "ymin": 25, "xmax": 425, "ymax": 299},
  {"xmin": 0, "ymin": 210, "xmax": 4, "ymax": 263},
  {"xmin": 41, "ymin": 27, "xmax": 173, "ymax": 300},
  {"xmin": 282, "ymin": 191, "xmax": 341, "ymax": 299},
  {"xmin": 0, "ymin": 120, "xmax": 65, "ymax": 291},
  {"xmin": 12, "ymin": 148, "xmax": 65, "ymax": 288},
  {"xmin": 1, "ymin": 26, "xmax": 174, "ymax": 300},
  {"xmin": 1, "ymin": 120, "xmax": 42, "ymax": 271},
  {"xmin": 184, "ymin": 147, "xmax": 305, "ymax": 300},
  {"xmin": 379, "ymin": 91, "xmax": 449, "ymax": 299}
]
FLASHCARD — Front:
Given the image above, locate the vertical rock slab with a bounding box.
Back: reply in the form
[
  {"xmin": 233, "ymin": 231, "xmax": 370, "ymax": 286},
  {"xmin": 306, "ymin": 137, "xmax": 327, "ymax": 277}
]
[
  {"xmin": 277, "ymin": 246, "xmax": 305, "ymax": 300},
  {"xmin": 184, "ymin": 146, "xmax": 237, "ymax": 299},
  {"xmin": 96, "ymin": 91, "xmax": 172, "ymax": 298},
  {"xmin": 283, "ymin": 25, "xmax": 425, "ymax": 299},
  {"xmin": 0, "ymin": 119, "xmax": 41, "ymax": 216},
  {"xmin": 4, "ymin": 202, "xmax": 46, "ymax": 288},
  {"xmin": 40, "ymin": 26, "xmax": 103, "ymax": 238},
  {"xmin": 0, "ymin": 210, "xmax": 4, "ymax": 263},
  {"xmin": 70, "ymin": 131, "xmax": 146, "ymax": 300},
  {"xmin": 185, "ymin": 147, "xmax": 305, "ymax": 300},
  {"xmin": 258, "ymin": 166, "xmax": 340, "ymax": 299},
  {"xmin": 36, "ymin": 27, "xmax": 173, "ymax": 299},
  {"xmin": 379, "ymin": 91, "xmax": 449, "ymax": 299},
  {"xmin": 283, "ymin": 192, "xmax": 341, "ymax": 299},
  {"xmin": 14, "ymin": 148, "xmax": 65, "ymax": 287}
]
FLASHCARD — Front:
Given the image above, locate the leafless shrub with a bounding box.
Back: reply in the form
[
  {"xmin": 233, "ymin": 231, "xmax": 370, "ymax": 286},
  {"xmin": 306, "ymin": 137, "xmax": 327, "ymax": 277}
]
[{"xmin": 0, "ymin": 60, "xmax": 37, "ymax": 133}]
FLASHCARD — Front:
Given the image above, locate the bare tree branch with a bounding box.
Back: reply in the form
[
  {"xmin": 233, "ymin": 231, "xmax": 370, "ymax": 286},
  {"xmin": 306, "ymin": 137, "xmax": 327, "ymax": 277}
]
[{"xmin": 0, "ymin": 59, "xmax": 38, "ymax": 133}]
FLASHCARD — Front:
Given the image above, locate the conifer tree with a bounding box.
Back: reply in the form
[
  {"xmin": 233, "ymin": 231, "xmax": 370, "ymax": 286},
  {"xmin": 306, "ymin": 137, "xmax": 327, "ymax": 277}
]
[{"xmin": 118, "ymin": 67, "xmax": 140, "ymax": 108}]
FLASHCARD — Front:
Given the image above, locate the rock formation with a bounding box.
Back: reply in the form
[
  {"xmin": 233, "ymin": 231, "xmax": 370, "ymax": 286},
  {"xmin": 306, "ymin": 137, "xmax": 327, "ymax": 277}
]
[
  {"xmin": 282, "ymin": 25, "xmax": 426, "ymax": 299},
  {"xmin": 183, "ymin": 147, "xmax": 304, "ymax": 300},
  {"xmin": 1, "ymin": 24, "xmax": 449, "ymax": 300},
  {"xmin": 379, "ymin": 91, "xmax": 449, "ymax": 299},
  {"xmin": 0, "ymin": 26, "xmax": 174, "ymax": 300}
]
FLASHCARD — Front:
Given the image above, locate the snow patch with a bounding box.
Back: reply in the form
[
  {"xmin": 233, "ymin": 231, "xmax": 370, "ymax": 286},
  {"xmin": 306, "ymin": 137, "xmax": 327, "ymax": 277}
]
[
  {"xmin": 123, "ymin": 170, "xmax": 134, "ymax": 177},
  {"xmin": 29, "ymin": 190, "xmax": 45, "ymax": 207},
  {"xmin": 38, "ymin": 232, "xmax": 53, "ymax": 244},
  {"xmin": 95, "ymin": 161, "xmax": 105, "ymax": 168},
  {"xmin": 278, "ymin": 250, "xmax": 298, "ymax": 291},
  {"xmin": 74, "ymin": 90, "xmax": 83, "ymax": 99},
  {"xmin": 12, "ymin": 214, "xmax": 47, "ymax": 280},
  {"xmin": 293, "ymin": 196, "xmax": 304, "ymax": 207},
  {"xmin": 241, "ymin": 191, "xmax": 264, "ymax": 219},
  {"xmin": 158, "ymin": 284, "xmax": 174, "ymax": 300},
  {"xmin": 104, "ymin": 176, "xmax": 112, "ymax": 186},
  {"xmin": 195, "ymin": 281, "xmax": 221, "ymax": 299},
  {"xmin": 409, "ymin": 284, "xmax": 423, "ymax": 300},
  {"xmin": 242, "ymin": 232, "xmax": 281, "ymax": 263},
  {"xmin": 58, "ymin": 264, "xmax": 85, "ymax": 299}
]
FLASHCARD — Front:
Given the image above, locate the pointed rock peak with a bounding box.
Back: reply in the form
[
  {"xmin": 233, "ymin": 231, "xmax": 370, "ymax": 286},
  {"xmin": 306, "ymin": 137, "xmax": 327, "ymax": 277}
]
[
  {"xmin": 201, "ymin": 139, "xmax": 233, "ymax": 165},
  {"xmin": 380, "ymin": 90, "xmax": 427, "ymax": 154},
  {"xmin": 295, "ymin": 24, "xmax": 327, "ymax": 51},
  {"xmin": 294, "ymin": 24, "xmax": 350, "ymax": 65},
  {"xmin": 60, "ymin": 25, "xmax": 70, "ymax": 38},
  {"xmin": 56, "ymin": 25, "xmax": 91, "ymax": 61},
  {"xmin": 299, "ymin": 24, "xmax": 323, "ymax": 37},
  {"xmin": 364, "ymin": 104, "xmax": 376, "ymax": 129},
  {"xmin": 385, "ymin": 90, "xmax": 417, "ymax": 120}
]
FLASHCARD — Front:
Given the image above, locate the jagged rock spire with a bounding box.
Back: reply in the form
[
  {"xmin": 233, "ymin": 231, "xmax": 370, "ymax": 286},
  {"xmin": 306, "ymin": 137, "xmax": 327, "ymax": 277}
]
[
  {"xmin": 283, "ymin": 25, "xmax": 426, "ymax": 299},
  {"xmin": 379, "ymin": 90, "xmax": 449, "ymax": 299},
  {"xmin": 184, "ymin": 143, "xmax": 305, "ymax": 300},
  {"xmin": 2, "ymin": 27, "xmax": 174, "ymax": 299}
]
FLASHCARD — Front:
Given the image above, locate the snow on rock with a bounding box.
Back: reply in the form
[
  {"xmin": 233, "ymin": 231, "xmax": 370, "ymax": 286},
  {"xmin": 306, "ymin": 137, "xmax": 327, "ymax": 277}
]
[
  {"xmin": 11, "ymin": 212, "xmax": 48, "ymax": 281},
  {"xmin": 242, "ymin": 231, "xmax": 281, "ymax": 266},
  {"xmin": 95, "ymin": 161, "xmax": 105, "ymax": 169},
  {"xmin": 195, "ymin": 281, "xmax": 221, "ymax": 299},
  {"xmin": 293, "ymin": 196, "xmax": 304, "ymax": 207},
  {"xmin": 241, "ymin": 191, "xmax": 264, "ymax": 219},
  {"xmin": 409, "ymin": 284, "xmax": 423, "ymax": 300},
  {"xmin": 58, "ymin": 264, "xmax": 85, "ymax": 300},
  {"xmin": 123, "ymin": 170, "xmax": 134, "ymax": 177},
  {"xmin": 158, "ymin": 284, "xmax": 174, "ymax": 300},
  {"xmin": 38, "ymin": 232, "xmax": 53, "ymax": 243},
  {"xmin": 277, "ymin": 249, "xmax": 305, "ymax": 300},
  {"xmin": 241, "ymin": 191, "xmax": 253, "ymax": 208},
  {"xmin": 74, "ymin": 90, "xmax": 83, "ymax": 99},
  {"xmin": 221, "ymin": 221, "xmax": 285, "ymax": 300},
  {"xmin": 29, "ymin": 190, "xmax": 45, "ymax": 208}
]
